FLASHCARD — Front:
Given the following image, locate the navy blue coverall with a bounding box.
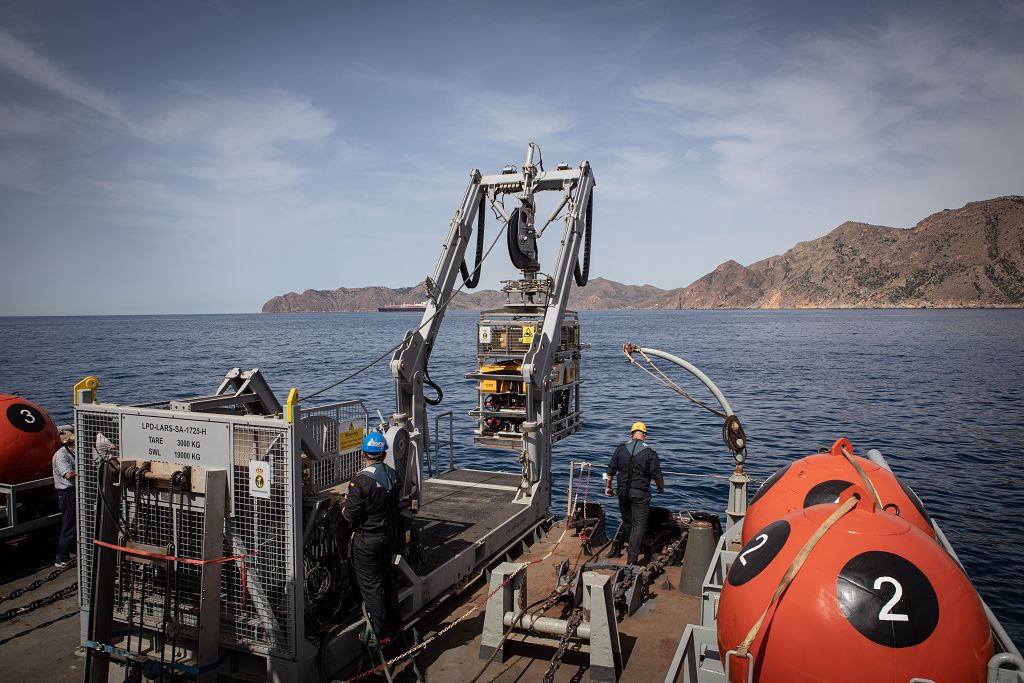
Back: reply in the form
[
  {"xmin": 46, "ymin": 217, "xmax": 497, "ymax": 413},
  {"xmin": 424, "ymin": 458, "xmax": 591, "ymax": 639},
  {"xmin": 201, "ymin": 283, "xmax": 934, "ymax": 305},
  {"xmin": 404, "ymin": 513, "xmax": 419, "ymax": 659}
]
[
  {"xmin": 606, "ymin": 439, "xmax": 663, "ymax": 565},
  {"xmin": 343, "ymin": 460, "xmax": 402, "ymax": 640}
]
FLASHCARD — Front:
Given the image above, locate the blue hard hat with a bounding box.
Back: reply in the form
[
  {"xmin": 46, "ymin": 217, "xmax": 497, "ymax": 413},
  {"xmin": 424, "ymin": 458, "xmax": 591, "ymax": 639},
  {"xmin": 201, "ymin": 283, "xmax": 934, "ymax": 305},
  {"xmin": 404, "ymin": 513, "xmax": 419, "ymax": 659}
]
[{"xmin": 361, "ymin": 432, "xmax": 388, "ymax": 455}]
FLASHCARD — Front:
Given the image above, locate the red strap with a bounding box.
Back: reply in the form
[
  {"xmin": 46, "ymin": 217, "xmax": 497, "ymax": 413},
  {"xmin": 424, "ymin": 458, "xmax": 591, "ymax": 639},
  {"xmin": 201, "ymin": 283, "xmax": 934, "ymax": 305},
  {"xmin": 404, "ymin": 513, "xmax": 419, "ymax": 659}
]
[{"xmin": 93, "ymin": 539, "xmax": 253, "ymax": 607}]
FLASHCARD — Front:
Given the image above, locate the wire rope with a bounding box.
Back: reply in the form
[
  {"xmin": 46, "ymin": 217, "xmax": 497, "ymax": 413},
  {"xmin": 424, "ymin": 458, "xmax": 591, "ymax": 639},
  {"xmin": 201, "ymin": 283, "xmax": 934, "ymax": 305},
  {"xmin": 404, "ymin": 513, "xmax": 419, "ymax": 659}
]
[
  {"xmin": 625, "ymin": 346, "xmax": 728, "ymax": 419},
  {"xmin": 305, "ymin": 220, "xmax": 509, "ymax": 401}
]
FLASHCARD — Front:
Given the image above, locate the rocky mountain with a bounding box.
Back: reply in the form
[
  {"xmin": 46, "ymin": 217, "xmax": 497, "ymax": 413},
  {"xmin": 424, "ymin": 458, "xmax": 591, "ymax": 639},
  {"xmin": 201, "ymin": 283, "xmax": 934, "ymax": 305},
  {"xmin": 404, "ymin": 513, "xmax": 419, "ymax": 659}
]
[
  {"xmin": 659, "ymin": 196, "xmax": 1024, "ymax": 309},
  {"xmin": 261, "ymin": 277, "xmax": 668, "ymax": 313},
  {"xmin": 263, "ymin": 196, "xmax": 1024, "ymax": 312},
  {"xmin": 262, "ymin": 283, "xmax": 503, "ymax": 313}
]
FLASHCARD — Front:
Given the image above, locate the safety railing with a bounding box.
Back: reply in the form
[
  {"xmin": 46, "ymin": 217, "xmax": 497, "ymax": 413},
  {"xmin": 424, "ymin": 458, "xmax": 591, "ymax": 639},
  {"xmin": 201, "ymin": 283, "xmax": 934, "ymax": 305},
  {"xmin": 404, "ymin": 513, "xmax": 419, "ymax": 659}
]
[
  {"xmin": 430, "ymin": 410, "xmax": 454, "ymax": 477},
  {"xmin": 0, "ymin": 478, "xmax": 61, "ymax": 540}
]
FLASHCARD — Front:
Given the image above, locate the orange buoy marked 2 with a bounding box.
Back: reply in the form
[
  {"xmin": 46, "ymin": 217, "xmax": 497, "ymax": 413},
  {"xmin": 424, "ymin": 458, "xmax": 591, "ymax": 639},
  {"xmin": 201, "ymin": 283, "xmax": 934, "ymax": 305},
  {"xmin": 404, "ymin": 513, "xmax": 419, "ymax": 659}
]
[{"xmin": 719, "ymin": 488, "xmax": 993, "ymax": 683}]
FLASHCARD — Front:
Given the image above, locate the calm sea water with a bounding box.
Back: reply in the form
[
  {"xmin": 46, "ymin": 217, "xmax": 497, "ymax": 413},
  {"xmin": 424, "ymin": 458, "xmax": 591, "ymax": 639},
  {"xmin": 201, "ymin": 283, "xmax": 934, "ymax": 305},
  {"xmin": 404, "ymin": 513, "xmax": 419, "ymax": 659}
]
[{"xmin": 2, "ymin": 309, "xmax": 1022, "ymax": 644}]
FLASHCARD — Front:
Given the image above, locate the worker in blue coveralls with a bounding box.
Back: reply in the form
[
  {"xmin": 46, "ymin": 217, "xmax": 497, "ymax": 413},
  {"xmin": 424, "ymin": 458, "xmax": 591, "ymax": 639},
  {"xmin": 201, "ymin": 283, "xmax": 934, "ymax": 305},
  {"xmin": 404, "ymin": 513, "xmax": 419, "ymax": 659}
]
[
  {"xmin": 604, "ymin": 421, "xmax": 665, "ymax": 565},
  {"xmin": 342, "ymin": 432, "xmax": 402, "ymax": 642}
]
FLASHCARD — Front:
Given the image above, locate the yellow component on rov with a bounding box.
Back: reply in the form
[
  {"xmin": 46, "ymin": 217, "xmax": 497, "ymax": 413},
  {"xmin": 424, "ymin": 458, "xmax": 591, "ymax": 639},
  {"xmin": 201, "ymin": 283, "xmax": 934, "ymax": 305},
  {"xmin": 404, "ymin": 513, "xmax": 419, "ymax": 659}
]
[{"xmin": 479, "ymin": 361, "xmax": 524, "ymax": 393}]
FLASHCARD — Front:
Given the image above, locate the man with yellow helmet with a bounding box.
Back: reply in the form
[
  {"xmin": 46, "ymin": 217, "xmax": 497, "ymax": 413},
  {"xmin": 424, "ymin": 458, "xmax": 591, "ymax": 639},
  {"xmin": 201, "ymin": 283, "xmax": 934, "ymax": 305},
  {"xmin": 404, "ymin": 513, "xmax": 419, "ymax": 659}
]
[{"xmin": 604, "ymin": 421, "xmax": 665, "ymax": 565}]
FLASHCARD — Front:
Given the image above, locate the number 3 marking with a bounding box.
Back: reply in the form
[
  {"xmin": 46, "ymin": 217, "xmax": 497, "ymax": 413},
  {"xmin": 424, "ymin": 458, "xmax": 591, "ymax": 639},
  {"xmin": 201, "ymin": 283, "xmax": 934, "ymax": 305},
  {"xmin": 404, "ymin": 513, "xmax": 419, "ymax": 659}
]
[
  {"xmin": 20, "ymin": 409, "xmax": 36, "ymax": 424},
  {"xmin": 874, "ymin": 576, "xmax": 909, "ymax": 622},
  {"xmin": 739, "ymin": 533, "xmax": 768, "ymax": 566}
]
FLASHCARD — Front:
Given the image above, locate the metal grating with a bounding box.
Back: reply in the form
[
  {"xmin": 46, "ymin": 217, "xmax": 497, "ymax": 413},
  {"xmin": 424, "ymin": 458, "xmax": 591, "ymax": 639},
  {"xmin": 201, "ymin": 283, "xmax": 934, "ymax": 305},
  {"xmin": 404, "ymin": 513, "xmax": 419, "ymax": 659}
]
[
  {"xmin": 477, "ymin": 315, "xmax": 580, "ymax": 358},
  {"xmin": 75, "ymin": 407, "xmax": 298, "ymax": 659},
  {"xmin": 75, "ymin": 408, "xmax": 122, "ymax": 611},
  {"xmin": 109, "ymin": 478, "xmax": 208, "ymax": 637},
  {"xmin": 227, "ymin": 423, "xmax": 295, "ymax": 657},
  {"xmin": 302, "ymin": 401, "xmax": 368, "ymax": 491}
]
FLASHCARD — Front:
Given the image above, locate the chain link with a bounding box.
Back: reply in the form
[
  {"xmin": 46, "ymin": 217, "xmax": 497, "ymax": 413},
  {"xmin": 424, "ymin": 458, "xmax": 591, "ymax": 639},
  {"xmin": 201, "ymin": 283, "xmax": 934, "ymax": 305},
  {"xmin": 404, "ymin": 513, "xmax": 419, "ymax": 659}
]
[
  {"xmin": 344, "ymin": 525, "xmax": 569, "ymax": 682},
  {"xmin": 542, "ymin": 608, "xmax": 584, "ymax": 683},
  {"xmin": 0, "ymin": 582, "xmax": 78, "ymax": 622},
  {"xmin": 0, "ymin": 559, "xmax": 75, "ymax": 605}
]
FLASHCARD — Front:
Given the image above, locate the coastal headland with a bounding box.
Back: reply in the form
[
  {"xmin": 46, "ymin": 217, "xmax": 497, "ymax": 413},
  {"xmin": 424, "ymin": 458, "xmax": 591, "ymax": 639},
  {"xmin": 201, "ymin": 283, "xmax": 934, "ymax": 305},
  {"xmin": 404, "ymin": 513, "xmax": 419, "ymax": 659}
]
[{"xmin": 263, "ymin": 196, "xmax": 1024, "ymax": 311}]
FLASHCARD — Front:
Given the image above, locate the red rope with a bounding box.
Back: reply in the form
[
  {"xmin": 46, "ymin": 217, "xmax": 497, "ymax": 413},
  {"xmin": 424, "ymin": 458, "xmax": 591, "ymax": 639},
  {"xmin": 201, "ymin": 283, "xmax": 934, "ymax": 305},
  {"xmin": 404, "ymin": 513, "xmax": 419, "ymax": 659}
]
[
  {"xmin": 93, "ymin": 539, "xmax": 253, "ymax": 607},
  {"xmin": 343, "ymin": 527, "xmax": 570, "ymax": 682}
]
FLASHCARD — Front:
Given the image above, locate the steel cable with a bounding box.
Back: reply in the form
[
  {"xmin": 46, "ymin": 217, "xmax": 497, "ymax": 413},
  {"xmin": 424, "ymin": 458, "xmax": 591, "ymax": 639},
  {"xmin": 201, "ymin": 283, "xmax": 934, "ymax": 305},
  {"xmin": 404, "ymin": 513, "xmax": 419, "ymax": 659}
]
[
  {"xmin": 304, "ymin": 221, "xmax": 509, "ymax": 402},
  {"xmin": 626, "ymin": 347, "xmax": 727, "ymax": 419}
]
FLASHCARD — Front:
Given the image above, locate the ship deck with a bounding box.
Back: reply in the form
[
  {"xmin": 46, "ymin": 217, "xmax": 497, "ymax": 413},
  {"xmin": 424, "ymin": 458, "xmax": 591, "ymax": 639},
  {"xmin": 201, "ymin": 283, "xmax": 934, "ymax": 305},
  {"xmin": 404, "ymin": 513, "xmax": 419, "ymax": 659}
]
[
  {"xmin": 1, "ymin": 478, "xmax": 702, "ymax": 683},
  {"xmin": 350, "ymin": 519, "xmax": 704, "ymax": 682},
  {"xmin": 416, "ymin": 468, "xmax": 526, "ymax": 574},
  {"xmin": 0, "ymin": 530, "xmax": 85, "ymax": 681}
]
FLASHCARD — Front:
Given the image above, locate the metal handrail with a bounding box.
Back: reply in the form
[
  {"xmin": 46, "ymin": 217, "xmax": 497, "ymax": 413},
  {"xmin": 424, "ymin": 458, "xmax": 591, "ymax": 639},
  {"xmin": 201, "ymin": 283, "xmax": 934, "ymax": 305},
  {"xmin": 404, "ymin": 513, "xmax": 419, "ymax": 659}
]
[{"xmin": 432, "ymin": 411, "xmax": 454, "ymax": 476}]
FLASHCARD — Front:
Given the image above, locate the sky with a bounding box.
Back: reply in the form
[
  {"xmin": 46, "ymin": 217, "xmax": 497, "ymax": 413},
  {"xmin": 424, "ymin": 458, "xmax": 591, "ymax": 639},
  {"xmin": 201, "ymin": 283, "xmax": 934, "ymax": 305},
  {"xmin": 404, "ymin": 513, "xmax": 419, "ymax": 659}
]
[{"xmin": 1, "ymin": 0, "xmax": 1023, "ymax": 315}]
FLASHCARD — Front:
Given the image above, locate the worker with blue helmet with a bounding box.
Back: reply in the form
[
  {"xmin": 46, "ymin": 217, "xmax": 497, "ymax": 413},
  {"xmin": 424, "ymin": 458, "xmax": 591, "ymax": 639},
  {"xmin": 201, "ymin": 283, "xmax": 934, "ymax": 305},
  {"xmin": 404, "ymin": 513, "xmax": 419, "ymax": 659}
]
[{"xmin": 342, "ymin": 431, "xmax": 402, "ymax": 642}]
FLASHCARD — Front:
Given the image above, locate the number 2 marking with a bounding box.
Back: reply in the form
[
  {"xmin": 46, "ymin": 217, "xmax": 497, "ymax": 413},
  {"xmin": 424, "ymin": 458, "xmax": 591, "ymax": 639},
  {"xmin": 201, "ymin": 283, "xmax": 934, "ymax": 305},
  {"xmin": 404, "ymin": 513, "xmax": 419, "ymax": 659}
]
[
  {"xmin": 739, "ymin": 533, "xmax": 768, "ymax": 566},
  {"xmin": 20, "ymin": 409, "xmax": 35, "ymax": 424},
  {"xmin": 874, "ymin": 576, "xmax": 909, "ymax": 622}
]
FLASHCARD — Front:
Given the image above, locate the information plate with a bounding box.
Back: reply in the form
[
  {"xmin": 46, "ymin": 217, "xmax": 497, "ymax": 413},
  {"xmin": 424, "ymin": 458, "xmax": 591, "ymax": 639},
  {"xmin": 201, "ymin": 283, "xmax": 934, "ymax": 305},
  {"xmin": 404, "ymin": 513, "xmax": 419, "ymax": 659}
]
[
  {"xmin": 121, "ymin": 414, "xmax": 230, "ymax": 468},
  {"xmin": 338, "ymin": 422, "xmax": 366, "ymax": 453}
]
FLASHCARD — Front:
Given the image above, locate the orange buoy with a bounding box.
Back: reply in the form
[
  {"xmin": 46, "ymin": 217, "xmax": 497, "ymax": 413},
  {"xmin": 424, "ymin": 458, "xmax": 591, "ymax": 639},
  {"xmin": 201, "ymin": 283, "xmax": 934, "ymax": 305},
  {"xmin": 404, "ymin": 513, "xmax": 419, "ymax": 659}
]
[
  {"xmin": 0, "ymin": 394, "xmax": 61, "ymax": 485},
  {"xmin": 743, "ymin": 437, "xmax": 935, "ymax": 544},
  {"xmin": 719, "ymin": 488, "xmax": 993, "ymax": 683}
]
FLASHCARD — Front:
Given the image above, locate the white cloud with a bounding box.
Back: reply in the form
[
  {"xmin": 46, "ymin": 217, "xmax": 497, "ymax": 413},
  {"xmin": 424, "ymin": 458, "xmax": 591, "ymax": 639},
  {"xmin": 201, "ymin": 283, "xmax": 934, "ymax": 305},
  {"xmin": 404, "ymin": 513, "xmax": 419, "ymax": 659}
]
[
  {"xmin": 135, "ymin": 88, "xmax": 336, "ymax": 194},
  {"xmin": 0, "ymin": 104, "xmax": 59, "ymax": 136},
  {"xmin": 0, "ymin": 27, "xmax": 128, "ymax": 124},
  {"xmin": 451, "ymin": 88, "xmax": 574, "ymax": 147},
  {"xmin": 633, "ymin": 15, "xmax": 1024, "ymax": 201}
]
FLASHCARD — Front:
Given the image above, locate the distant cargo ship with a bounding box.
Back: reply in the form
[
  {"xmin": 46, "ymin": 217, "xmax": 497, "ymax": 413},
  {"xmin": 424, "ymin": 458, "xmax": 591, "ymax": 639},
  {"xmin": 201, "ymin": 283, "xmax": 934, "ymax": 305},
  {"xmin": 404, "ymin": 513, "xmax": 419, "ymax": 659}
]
[{"xmin": 377, "ymin": 301, "xmax": 427, "ymax": 313}]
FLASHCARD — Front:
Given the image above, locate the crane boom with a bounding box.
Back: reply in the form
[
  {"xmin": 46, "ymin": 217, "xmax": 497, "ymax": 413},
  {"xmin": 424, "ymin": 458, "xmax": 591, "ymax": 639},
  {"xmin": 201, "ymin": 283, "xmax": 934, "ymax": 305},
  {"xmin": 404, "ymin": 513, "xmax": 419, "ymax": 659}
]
[{"xmin": 389, "ymin": 144, "xmax": 595, "ymax": 511}]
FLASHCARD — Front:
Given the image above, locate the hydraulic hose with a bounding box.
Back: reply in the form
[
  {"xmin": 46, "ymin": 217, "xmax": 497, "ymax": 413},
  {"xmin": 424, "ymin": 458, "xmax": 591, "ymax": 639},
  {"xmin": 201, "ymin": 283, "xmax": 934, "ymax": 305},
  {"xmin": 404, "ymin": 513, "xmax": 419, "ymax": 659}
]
[
  {"xmin": 424, "ymin": 372, "xmax": 443, "ymax": 406},
  {"xmin": 423, "ymin": 343, "xmax": 443, "ymax": 406},
  {"xmin": 573, "ymin": 195, "xmax": 593, "ymax": 287},
  {"xmin": 506, "ymin": 207, "xmax": 535, "ymax": 270},
  {"xmin": 459, "ymin": 195, "xmax": 486, "ymax": 288}
]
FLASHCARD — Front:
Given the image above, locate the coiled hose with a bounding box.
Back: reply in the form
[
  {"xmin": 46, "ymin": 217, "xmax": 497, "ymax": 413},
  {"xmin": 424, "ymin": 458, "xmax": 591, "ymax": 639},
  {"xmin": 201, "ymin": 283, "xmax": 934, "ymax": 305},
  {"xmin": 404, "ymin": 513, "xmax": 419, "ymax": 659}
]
[
  {"xmin": 459, "ymin": 195, "xmax": 486, "ymax": 288},
  {"xmin": 574, "ymin": 195, "xmax": 593, "ymax": 287}
]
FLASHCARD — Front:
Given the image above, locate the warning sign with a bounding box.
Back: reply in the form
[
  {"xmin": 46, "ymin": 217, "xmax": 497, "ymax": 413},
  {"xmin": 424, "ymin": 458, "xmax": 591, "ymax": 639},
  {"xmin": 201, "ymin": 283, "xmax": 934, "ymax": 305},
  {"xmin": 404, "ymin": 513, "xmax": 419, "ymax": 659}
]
[
  {"xmin": 520, "ymin": 325, "xmax": 535, "ymax": 344},
  {"xmin": 338, "ymin": 422, "xmax": 365, "ymax": 453},
  {"xmin": 249, "ymin": 460, "xmax": 272, "ymax": 499}
]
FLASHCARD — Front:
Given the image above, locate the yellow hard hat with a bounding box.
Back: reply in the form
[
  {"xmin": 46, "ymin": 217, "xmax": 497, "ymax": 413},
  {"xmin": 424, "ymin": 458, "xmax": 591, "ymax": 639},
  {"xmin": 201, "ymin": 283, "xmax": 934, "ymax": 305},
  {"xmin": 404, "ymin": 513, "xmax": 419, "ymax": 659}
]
[{"xmin": 630, "ymin": 421, "xmax": 647, "ymax": 434}]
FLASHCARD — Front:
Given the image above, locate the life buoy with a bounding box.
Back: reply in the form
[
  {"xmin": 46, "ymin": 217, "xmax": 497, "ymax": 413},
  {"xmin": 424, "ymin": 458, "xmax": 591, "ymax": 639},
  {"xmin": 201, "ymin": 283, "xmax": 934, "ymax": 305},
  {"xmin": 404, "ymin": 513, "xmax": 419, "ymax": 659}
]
[
  {"xmin": 743, "ymin": 438, "xmax": 935, "ymax": 544},
  {"xmin": 719, "ymin": 488, "xmax": 993, "ymax": 683}
]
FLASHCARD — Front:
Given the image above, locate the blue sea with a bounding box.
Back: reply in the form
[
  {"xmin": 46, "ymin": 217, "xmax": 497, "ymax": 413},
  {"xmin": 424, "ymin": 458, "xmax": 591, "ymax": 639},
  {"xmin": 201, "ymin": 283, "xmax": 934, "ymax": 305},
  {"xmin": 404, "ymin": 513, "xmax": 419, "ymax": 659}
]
[{"xmin": 2, "ymin": 309, "xmax": 1022, "ymax": 644}]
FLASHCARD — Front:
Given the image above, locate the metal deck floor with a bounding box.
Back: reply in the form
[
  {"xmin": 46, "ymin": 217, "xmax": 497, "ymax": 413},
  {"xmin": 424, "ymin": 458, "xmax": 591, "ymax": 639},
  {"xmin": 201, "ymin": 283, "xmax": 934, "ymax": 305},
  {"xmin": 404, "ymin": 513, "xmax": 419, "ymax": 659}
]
[
  {"xmin": 416, "ymin": 468, "xmax": 525, "ymax": 574},
  {"xmin": 379, "ymin": 520, "xmax": 703, "ymax": 682}
]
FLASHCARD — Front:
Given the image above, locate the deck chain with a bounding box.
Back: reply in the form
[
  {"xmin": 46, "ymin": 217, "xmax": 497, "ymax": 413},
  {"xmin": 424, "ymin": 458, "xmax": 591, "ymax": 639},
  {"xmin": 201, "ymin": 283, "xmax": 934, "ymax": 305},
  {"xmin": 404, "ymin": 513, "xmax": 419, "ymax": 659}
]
[
  {"xmin": 542, "ymin": 607, "xmax": 584, "ymax": 683},
  {"xmin": 0, "ymin": 559, "xmax": 75, "ymax": 605},
  {"xmin": 0, "ymin": 582, "xmax": 78, "ymax": 623}
]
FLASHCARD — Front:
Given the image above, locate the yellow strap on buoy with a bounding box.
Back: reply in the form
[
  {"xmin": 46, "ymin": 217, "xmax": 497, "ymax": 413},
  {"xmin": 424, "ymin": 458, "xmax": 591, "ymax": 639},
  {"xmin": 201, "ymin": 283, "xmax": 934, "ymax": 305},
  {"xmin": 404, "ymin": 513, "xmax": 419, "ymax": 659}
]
[
  {"xmin": 73, "ymin": 376, "xmax": 99, "ymax": 405},
  {"xmin": 735, "ymin": 495, "xmax": 859, "ymax": 659},
  {"xmin": 839, "ymin": 445, "xmax": 884, "ymax": 508}
]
